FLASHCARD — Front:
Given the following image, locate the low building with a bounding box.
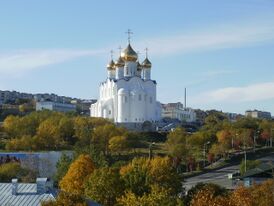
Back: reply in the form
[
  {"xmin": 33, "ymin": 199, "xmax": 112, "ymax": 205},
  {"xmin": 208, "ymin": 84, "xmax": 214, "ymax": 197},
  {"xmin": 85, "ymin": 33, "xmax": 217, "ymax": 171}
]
[
  {"xmin": 0, "ymin": 178, "xmax": 55, "ymax": 206},
  {"xmin": 240, "ymin": 163, "xmax": 274, "ymax": 187},
  {"xmin": 245, "ymin": 110, "xmax": 272, "ymax": 120},
  {"xmin": 162, "ymin": 102, "xmax": 196, "ymax": 122},
  {"xmin": 36, "ymin": 101, "xmax": 76, "ymax": 113}
]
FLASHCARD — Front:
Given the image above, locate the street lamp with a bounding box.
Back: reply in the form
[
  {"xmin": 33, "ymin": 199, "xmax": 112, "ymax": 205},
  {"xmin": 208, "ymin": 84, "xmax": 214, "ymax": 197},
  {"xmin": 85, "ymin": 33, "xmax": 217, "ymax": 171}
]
[
  {"xmin": 243, "ymin": 133, "xmax": 247, "ymax": 173},
  {"xmin": 149, "ymin": 142, "xmax": 155, "ymax": 159},
  {"xmin": 203, "ymin": 141, "xmax": 210, "ymax": 167},
  {"xmin": 271, "ymin": 129, "xmax": 274, "ymax": 148}
]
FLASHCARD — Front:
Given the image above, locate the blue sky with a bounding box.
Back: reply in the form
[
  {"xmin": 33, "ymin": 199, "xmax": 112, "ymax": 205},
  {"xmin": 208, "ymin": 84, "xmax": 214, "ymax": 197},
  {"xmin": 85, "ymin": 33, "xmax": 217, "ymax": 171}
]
[{"xmin": 0, "ymin": 0, "xmax": 274, "ymax": 114}]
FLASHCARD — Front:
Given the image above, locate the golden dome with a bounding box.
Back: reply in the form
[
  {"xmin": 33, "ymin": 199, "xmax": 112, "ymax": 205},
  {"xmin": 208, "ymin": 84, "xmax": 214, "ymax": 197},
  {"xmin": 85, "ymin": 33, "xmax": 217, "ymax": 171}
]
[
  {"xmin": 107, "ymin": 60, "xmax": 115, "ymax": 70},
  {"xmin": 121, "ymin": 44, "xmax": 138, "ymax": 62},
  {"xmin": 115, "ymin": 56, "xmax": 125, "ymax": 67},
  {"xmin": 137, "ymin": 61, "xmax": 142, "ymax": 71},
  {"xmin": 142, "ymin": 58, "xmax": 152, "ymax": 69}
]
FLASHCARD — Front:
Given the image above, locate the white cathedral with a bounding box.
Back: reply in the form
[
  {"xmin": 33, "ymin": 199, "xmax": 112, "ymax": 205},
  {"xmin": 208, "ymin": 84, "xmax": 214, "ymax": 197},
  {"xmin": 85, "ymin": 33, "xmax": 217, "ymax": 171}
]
[{"xmin": 90, "ymin": 37, "xmax": 162, "ymax": 126}]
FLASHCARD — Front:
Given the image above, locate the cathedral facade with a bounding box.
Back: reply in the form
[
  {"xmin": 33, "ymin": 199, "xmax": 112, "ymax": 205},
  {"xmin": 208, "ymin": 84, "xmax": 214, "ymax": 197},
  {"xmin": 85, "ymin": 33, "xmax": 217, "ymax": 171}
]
[{"xmin": 90, "ymin": 41, "xmax": 162, "ymax": 124}]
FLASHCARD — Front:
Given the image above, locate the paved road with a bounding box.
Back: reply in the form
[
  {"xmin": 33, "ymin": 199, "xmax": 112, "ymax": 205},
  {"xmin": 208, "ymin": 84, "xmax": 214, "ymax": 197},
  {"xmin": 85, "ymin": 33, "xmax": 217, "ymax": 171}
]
[{"xmin": 184, "ymin": 153, "xmax": 274, "ymax": 191}]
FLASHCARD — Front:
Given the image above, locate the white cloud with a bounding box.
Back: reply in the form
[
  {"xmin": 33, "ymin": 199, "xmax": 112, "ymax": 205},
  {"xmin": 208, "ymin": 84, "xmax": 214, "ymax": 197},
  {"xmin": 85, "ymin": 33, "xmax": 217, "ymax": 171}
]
[
  {"xmin": 0, "ymin": 49, "xmax": 104, "ymax": 75},
  {"xmin": 192, "ymin": 81, "xmax": 274, "ymax": 104}
]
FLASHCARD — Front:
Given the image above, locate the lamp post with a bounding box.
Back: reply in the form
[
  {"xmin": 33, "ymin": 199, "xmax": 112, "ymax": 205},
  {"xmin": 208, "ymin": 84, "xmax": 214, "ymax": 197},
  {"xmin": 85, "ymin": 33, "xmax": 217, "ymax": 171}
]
[
  {"xmin": 243, "ymin": 133, "xmax": 247, "ymax": 173},
  {"xmin": 271, "ymin": 129, "xmax": 274, "ymax": 148},
  {"xmin": 149, "ymin": 142, "xmax": 155, "ymax": 159},
  {"xmin": 203, "ymin": 141, "xmax": 210, "ymax": 167}
]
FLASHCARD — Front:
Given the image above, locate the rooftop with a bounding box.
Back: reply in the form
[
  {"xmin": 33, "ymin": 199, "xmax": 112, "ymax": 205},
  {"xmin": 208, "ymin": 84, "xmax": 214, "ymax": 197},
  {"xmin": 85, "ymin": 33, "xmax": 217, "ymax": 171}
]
[{"xmin": 0, "ymin": 181, "xmax": 55, "ymax": 206}]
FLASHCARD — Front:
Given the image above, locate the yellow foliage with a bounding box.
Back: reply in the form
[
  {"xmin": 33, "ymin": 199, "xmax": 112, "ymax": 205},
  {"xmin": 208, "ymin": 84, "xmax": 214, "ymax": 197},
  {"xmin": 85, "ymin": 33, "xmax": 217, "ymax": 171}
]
[
  {"xmin": 190, "ymin": 187, "xmax": 230, "ymax": 206},
  {"xmin": 229, "ymin": 186, "xmax": 253, "ymax": 206},
  {"xmin": 109, "ymin": 135, "xmax": 128, "ymax": 153},
  {"xmin": 250, "ymin": 179, "xmax": 274, "ymax": 206},
  {"xmin": 120, "ymin": 157, "xmax": 149, "ymax": 177},
  {"xmin": 116, "ymin": 185, "xmax": 180, "ymax": 206},
  {"xmin": 59, "ymin": 155, "xmax": 95, "ymax": 195}
]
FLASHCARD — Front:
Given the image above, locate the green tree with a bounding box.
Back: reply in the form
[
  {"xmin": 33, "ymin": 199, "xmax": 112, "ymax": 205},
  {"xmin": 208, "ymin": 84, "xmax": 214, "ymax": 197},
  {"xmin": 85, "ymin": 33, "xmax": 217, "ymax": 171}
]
[
  {"xmin": 239, "ymin": 160, "xmax": 261, "ymax": 175},
  {"xmin": 166, "ymin": 128, "xmax": 188, "ymax": 161},
  {"xmin": 54, "ymin": 153, "xmax": 73, "ymax": 185},
  {"xmin": 120, "ymin": 157, "xmax": 150, "ymax": 196},
  {"xmin": 58, "ymin": 116, "xmax": 75, "ymax": 145}
]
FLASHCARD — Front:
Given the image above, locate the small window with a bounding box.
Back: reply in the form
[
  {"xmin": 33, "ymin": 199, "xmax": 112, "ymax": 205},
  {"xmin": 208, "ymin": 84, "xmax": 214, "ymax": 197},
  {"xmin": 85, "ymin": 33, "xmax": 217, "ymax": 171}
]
[
  {"xmin": 124, "ymin": 96, "xmax": 128, "ymax": 103},
  {"xmin": 150, "ymin": 96, "xmax": 153, "ymax": 104},
  {"xmin": 109, "ymin": 110, "xmax": 111, "ymax": 115},
  {"xmin": 138, "ymin": 94, "xmax": 142, "ymax": 101}
]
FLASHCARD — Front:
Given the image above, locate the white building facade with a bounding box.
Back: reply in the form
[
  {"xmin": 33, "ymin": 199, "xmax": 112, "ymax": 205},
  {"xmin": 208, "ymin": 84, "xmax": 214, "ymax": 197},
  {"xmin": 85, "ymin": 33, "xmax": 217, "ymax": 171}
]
[
  {"xmin": 90, "ymin": 43, "xmax": 162, "ymax": 124},
  {"xmin": 36, "ymin": 101, "xmax": 76, "ymax": 113},
  {"xmin": 162, "ymin": 102, "xmax": 196, "ymax": 123}
]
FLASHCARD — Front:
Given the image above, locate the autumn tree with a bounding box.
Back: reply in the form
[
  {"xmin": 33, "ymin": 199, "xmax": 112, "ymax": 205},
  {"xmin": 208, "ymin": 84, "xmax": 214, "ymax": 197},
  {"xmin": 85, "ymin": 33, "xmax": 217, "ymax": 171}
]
[
  {"xmin": 190, "ymin": 186, "xmax": 229, "ymax": 206},
  {"xmin": 229, "ymin": 186, "xmax": 253, "ymax": 206},
  {"xmin": 120, "ymin": 156, "xmax": 183, "ymax": 197},
  {"xmin": 36, "ymin": 118, "xmax": 60, "ymax": 149},
  {"xmin": 148, "ymin": 156, "xmax": 183, "ymax": 195},
  {"xmin": 109, "ymin": 135, "xmax": 129, "ymax": 154},
  {"xmin": 92, "ymin": 124, "xmax": 125, "ymax": 155},
  {"xmin": 73, "ymin": 117, "xmax": 93, "ymax": 144},
  {"xmin": 186, "ymin": 183, "xmax": 227, "ymax": 206},
  {"xmin": 250, "ymin": 179, "xmax": 274, "ymax": 206},
  {"xmin": 59, "ymin": 154, "xmax": 95, "ymax": 195},
  {"xmin": 85, "ymin": 167, "xmax": 125, "ymax": 206},
  {"xmin": 117, "ymin": 185, "xmax": 183, "ymax": 206},
  {"xmin": 3, "ymin": 115, "xmax": 21, "ymax": 138}
]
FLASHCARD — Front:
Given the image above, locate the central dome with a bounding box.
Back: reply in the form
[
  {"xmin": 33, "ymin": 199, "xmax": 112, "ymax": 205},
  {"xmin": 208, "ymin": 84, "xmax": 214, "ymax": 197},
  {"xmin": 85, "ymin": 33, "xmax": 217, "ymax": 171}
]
[{"xmin": 121, "ymin": 44, "xmax": 138, "ymax": 62}]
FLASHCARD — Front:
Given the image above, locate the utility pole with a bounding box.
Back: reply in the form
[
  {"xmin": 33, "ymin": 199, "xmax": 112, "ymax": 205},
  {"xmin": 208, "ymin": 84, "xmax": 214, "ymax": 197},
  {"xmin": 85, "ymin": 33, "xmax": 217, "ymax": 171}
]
[
  {"xmin": 253, "ymin": 131, "xmax": 257, "ymax": 152},
  {"xmin": 184, "ymin": 88, "xmax": 187, "ymax": 109}
]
